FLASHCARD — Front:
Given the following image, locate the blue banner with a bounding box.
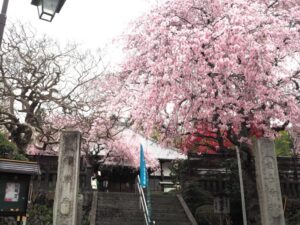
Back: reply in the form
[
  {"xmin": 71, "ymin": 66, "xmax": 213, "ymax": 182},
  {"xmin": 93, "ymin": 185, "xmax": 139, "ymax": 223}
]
[{"xmin": 139, "ymin": 144, "xmax": 148, "ymax": 188}]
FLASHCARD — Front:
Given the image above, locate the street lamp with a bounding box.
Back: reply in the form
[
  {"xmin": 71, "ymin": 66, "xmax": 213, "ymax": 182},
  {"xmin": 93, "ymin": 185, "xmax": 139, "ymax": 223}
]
[
  {"xmin": 31, "ymin": 0, "xmax": 66, "ymax": 22},
  {"xmin": 0, "ymin": 0, "xmax": 9, "ymax": 46},
  {"xmin": 0, "ymin": 0, "xmax": 66, "ymax": 46}
]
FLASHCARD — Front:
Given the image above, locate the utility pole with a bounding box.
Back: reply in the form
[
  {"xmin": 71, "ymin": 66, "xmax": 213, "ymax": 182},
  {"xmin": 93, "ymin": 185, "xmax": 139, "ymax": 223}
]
[
  {"xmin": 236, "ymin": 146, "xmax": 248, "ymax": 225},
  {"xmin": 0, "ymin": 0, "xmax": 9, "ymax": 46}
]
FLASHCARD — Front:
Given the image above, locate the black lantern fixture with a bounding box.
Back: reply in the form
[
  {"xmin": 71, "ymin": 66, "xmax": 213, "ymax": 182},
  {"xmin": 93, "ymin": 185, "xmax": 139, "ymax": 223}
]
[{"xmin": 31, "ymin": 0, "xmax": 66, "ymax": 22}]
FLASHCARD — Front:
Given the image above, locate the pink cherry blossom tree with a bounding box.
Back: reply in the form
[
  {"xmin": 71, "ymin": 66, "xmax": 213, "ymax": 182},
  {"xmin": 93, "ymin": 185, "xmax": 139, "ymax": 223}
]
[
  {"xmin": 117, "ymin": 0, "xmax": 300, "ymax": 152},
  {"xmin": 0, "ymin": 23, "xmax": 157, "ymax": 169},
  {"xmin": 114, "ymin": 0, "xmax": 300, "ymax": 223},
  {"xmin": 26, "ymin": 74, "xmax": 158, "ymax": 169}
]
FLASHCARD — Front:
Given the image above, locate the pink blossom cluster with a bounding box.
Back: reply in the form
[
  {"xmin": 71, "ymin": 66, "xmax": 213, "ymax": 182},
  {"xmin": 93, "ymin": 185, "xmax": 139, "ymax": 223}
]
[
  {"xmin": 105, "ymin": 134, "xmax": 159, "ymax": 168},
  {"xmin": 114, "ymin": 0, "xmax": 300, "ymax": 149},
  {"xmin": 27, "ymin": 94, "xmax": 159, "ymax": 167},
  {"xmin": 46, "ymin": 114, "xmax": 80, "ymax": 130}
]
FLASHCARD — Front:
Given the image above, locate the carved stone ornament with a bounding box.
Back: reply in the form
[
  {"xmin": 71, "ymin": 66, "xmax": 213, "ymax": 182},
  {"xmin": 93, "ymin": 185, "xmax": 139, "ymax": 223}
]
[{"xmin": 60, "ymin": 198, "xmax": 71, "ymax": 215}]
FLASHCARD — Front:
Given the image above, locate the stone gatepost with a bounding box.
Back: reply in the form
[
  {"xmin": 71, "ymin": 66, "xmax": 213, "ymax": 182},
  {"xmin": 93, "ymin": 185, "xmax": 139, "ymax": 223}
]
[
  {"xmin": 253, "ymin": 138, "xmax": 285, "ymax": 225},
  {"xmin": 53, "ymin": 130, "xmax": 81, "ymax": 225}
]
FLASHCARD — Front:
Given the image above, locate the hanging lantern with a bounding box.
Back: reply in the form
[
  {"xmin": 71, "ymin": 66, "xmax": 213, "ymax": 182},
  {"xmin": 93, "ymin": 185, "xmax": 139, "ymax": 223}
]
[{"xmin": 31, "ymin": 0, "xmax": 66, "ymax": 22}]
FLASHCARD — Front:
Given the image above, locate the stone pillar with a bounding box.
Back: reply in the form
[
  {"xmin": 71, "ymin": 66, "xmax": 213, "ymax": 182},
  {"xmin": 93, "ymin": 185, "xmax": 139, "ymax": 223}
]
[
  {"xmin": 77, "ymin": 194, "xmax": 83, "ymax": 225},
  {"xmin": 253, "ymin": 138, "xmax": 285, "ymax": 225},
  {"xmin": 53, "ymin": 130, "xmax": 81, "ymax": 225}
]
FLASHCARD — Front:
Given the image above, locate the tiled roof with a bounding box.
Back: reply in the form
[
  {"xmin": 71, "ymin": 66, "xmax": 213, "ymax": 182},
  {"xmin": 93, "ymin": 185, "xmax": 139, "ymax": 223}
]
[
  {"xmin": 121, "ymin": 129, "xmax": 187, "ymax": 160},
  {"xmin": 0, "ymin": 158, "xmax": 41, "ymax": 175}
]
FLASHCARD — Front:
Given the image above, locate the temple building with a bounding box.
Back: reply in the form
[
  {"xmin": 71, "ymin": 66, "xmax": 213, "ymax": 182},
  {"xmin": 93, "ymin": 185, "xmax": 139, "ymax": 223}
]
[{"xmin": 27, "ymin": 129, "xmax": 186, "ymax": 193}]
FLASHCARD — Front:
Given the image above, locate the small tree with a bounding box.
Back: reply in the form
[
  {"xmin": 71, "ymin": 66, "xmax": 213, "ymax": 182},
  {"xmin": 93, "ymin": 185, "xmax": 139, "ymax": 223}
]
[
  {"xmin": 0, "ymin": 22, "xmax": 104, "ymax": 153},
  {"xmin": 275, "ymin": 131, "xmax": 293, "ymax": 157}
]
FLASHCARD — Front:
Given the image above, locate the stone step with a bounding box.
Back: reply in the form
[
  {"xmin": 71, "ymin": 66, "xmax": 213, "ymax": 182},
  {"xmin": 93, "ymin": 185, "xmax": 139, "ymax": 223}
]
[
  {"xmin": 151, "ymin": 199, "xmax": 179, "ymax": 204},
  {"xmin": 96, "ymin": 217, "xmax": 145, "ymax": 224},
  {"xmin": 98, "ymin": 198, "xmax": 140, "ymax": 203},
  {"xmin": 150, "ymin": 194, "xmax": 192, "ymax": 225},
  {"xmin": 95, "ymin": 192, "xmax": 192, "ymax": 225},
  {"xmin": 151, "ymin": 193, "xmax": 177, "ymax": 197},
  {"xmin": 152, "ymin": 222, "xmax": 191, "ymax": 225},
  {"xmin": 98, "ymin": 195, "xmax": 140, "ymax": 200},
  {"xmin": 151, "ymin": 200, "xmax": 180, "ymax": 205},
  {"xmin": 152, "ymin": 207, "xmax": 184, "ymax": 213},
  {"xmin": 97, "ymin": 192, "xmax": 141, "ymax": 209},
  {"xmin": 152, "ymin": 215, "xmax": 190, "ymax": 223},
  {"xmin": 151, "ymin": 204, "xmax": 185, "ymax": 212},
  {"xmin": 97, "ymin": 221, "xmax": 190, "ymax": 225},
  {"xmin": 97, "ymin": 208, "xmax": 144, "ymax": 218},
  {"xmin": 151, "ymin": 202, "xmax": 184, "ymax": 209},
  {"xmin": 98, "ymin": 192, "xmax": 139, "ymax": 197},
  {"xmin": 151, "ymin": 203, "xmax": 183, "ymax": 207},
  {"xmin": 151, "ymin": 196, "xmax": 178, "ymax": 200},
  {"xmin": 152, "ymin": 212, "xmax": 189, "ymax": 218},
  {"xmin": 96, "ymin": 221, "xmax": 146, "ymax": 225},
  {"xmin": 98, "ymin": 200, "xmax": 140, "ymax": 208},
  {"xmin": 96, "ymin": 216, "xmax": 145, "ymax": 222},
  {"xmin": 95, "ymin": 192, "xmax": 145, "ymax": 225}
]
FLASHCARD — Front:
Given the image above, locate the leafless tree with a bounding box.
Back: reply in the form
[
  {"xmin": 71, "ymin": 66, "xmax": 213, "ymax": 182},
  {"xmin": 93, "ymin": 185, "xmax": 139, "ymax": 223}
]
[{"xmin": 0, "ymin": 22, "xmax": 106, "ymax": 153}]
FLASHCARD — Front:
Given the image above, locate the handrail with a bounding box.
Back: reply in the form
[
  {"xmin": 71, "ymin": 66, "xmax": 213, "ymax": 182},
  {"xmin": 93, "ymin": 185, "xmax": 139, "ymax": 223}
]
[
  {"xmin": 137, "ymin": 175, "xmax": 153, "ymax": 225},
  {"xmin": 177, "ymin": 194, "xmax": 198, "ymax": 225}
]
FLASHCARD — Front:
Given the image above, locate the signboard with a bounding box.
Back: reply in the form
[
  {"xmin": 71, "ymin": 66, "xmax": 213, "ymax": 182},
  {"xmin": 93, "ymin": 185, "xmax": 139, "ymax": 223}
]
[
  {"xmin": 0, "ymin": 158, "xmax": 40, "ymax": 217},
  {"xmin": 0, "ymin": 173, "xmax": 30, "ymax": 215},
  {"xmin": 4, "ymin": 182, "xmax": 20, "ymax": 202},
  {"xmin": 214, "ymin": 196, "xmax": 230, "ymax": 214}
]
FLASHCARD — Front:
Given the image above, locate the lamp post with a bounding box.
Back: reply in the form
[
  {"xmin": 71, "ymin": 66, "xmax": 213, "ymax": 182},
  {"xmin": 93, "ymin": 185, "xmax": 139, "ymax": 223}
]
[
  {"xmin": 0, "ymin": 0, "xmax": 66, "ymax": 46},
  {"xmin": 31, "ymin": 0, "xmax": 66, "ymax": 22},
  {"xmin": 236, "ymin": 146, "xmax": 248, "ymax": 225},
  {"xmin": 0, "ymin": 0, "xmax": 9, "ymax": 46}
]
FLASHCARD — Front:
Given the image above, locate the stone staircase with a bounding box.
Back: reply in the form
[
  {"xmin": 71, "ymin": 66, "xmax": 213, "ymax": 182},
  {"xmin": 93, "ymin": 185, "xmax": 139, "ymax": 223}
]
[
  {"xmin": 94, "ymin": 192, "xmax": 194, "ymax": 225},
  {"xmin": 151, "ymin": 193, "xmax": 193, "ymax": 225},
  {"xmin": 151, "ymin": 193, "xmax": 192, "ymax": 225},
  {"xmin": 95, "ymin": 192, "xmax": 146, "ymax": 225}
]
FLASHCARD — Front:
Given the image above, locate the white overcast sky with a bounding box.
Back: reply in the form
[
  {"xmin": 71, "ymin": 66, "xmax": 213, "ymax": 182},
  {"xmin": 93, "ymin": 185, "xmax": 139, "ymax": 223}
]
[{"xmin": 4, "ymin": 0, "xmax": 155, "ymax": 65}]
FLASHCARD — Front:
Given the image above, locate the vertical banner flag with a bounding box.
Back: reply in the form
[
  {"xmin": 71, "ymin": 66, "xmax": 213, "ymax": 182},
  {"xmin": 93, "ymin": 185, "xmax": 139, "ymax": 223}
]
[{"xmin": 140, "ymin": 144, "xmax": 148, "ymax": 188}]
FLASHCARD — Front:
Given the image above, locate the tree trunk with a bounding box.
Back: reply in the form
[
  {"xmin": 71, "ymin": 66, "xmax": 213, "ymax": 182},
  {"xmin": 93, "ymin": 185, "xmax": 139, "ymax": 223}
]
[{"xmin": 10, "ymin": 124, "xmax": 32, "ymax": 154}]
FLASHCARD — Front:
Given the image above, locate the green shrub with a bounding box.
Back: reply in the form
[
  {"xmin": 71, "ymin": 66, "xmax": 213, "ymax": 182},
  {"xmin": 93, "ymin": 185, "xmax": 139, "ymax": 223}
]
[
  {"xmin": 286, "ymin": 210, "xmax": 300, "ymax": 225},
  {"xmin": 275, "ymin": 131, "xmax": 293, "ymax": 156},
  {"xmin": 0, "ymin": 133, "xmax": 17, "ymax": 156},
  {"xmin": 0, "ymin": 133, "xmax": 27, "ymax": 160},
  {"xmin": 27, "ymin": 204, "xmax": 53, "ymax": 225},
  {"xmin": 182, "ymin": 182, "xmax": 213, "ymax": 215},
  {"xmin": 195, "ymin": 204, "xmax": 219, "ymax": 225}
]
